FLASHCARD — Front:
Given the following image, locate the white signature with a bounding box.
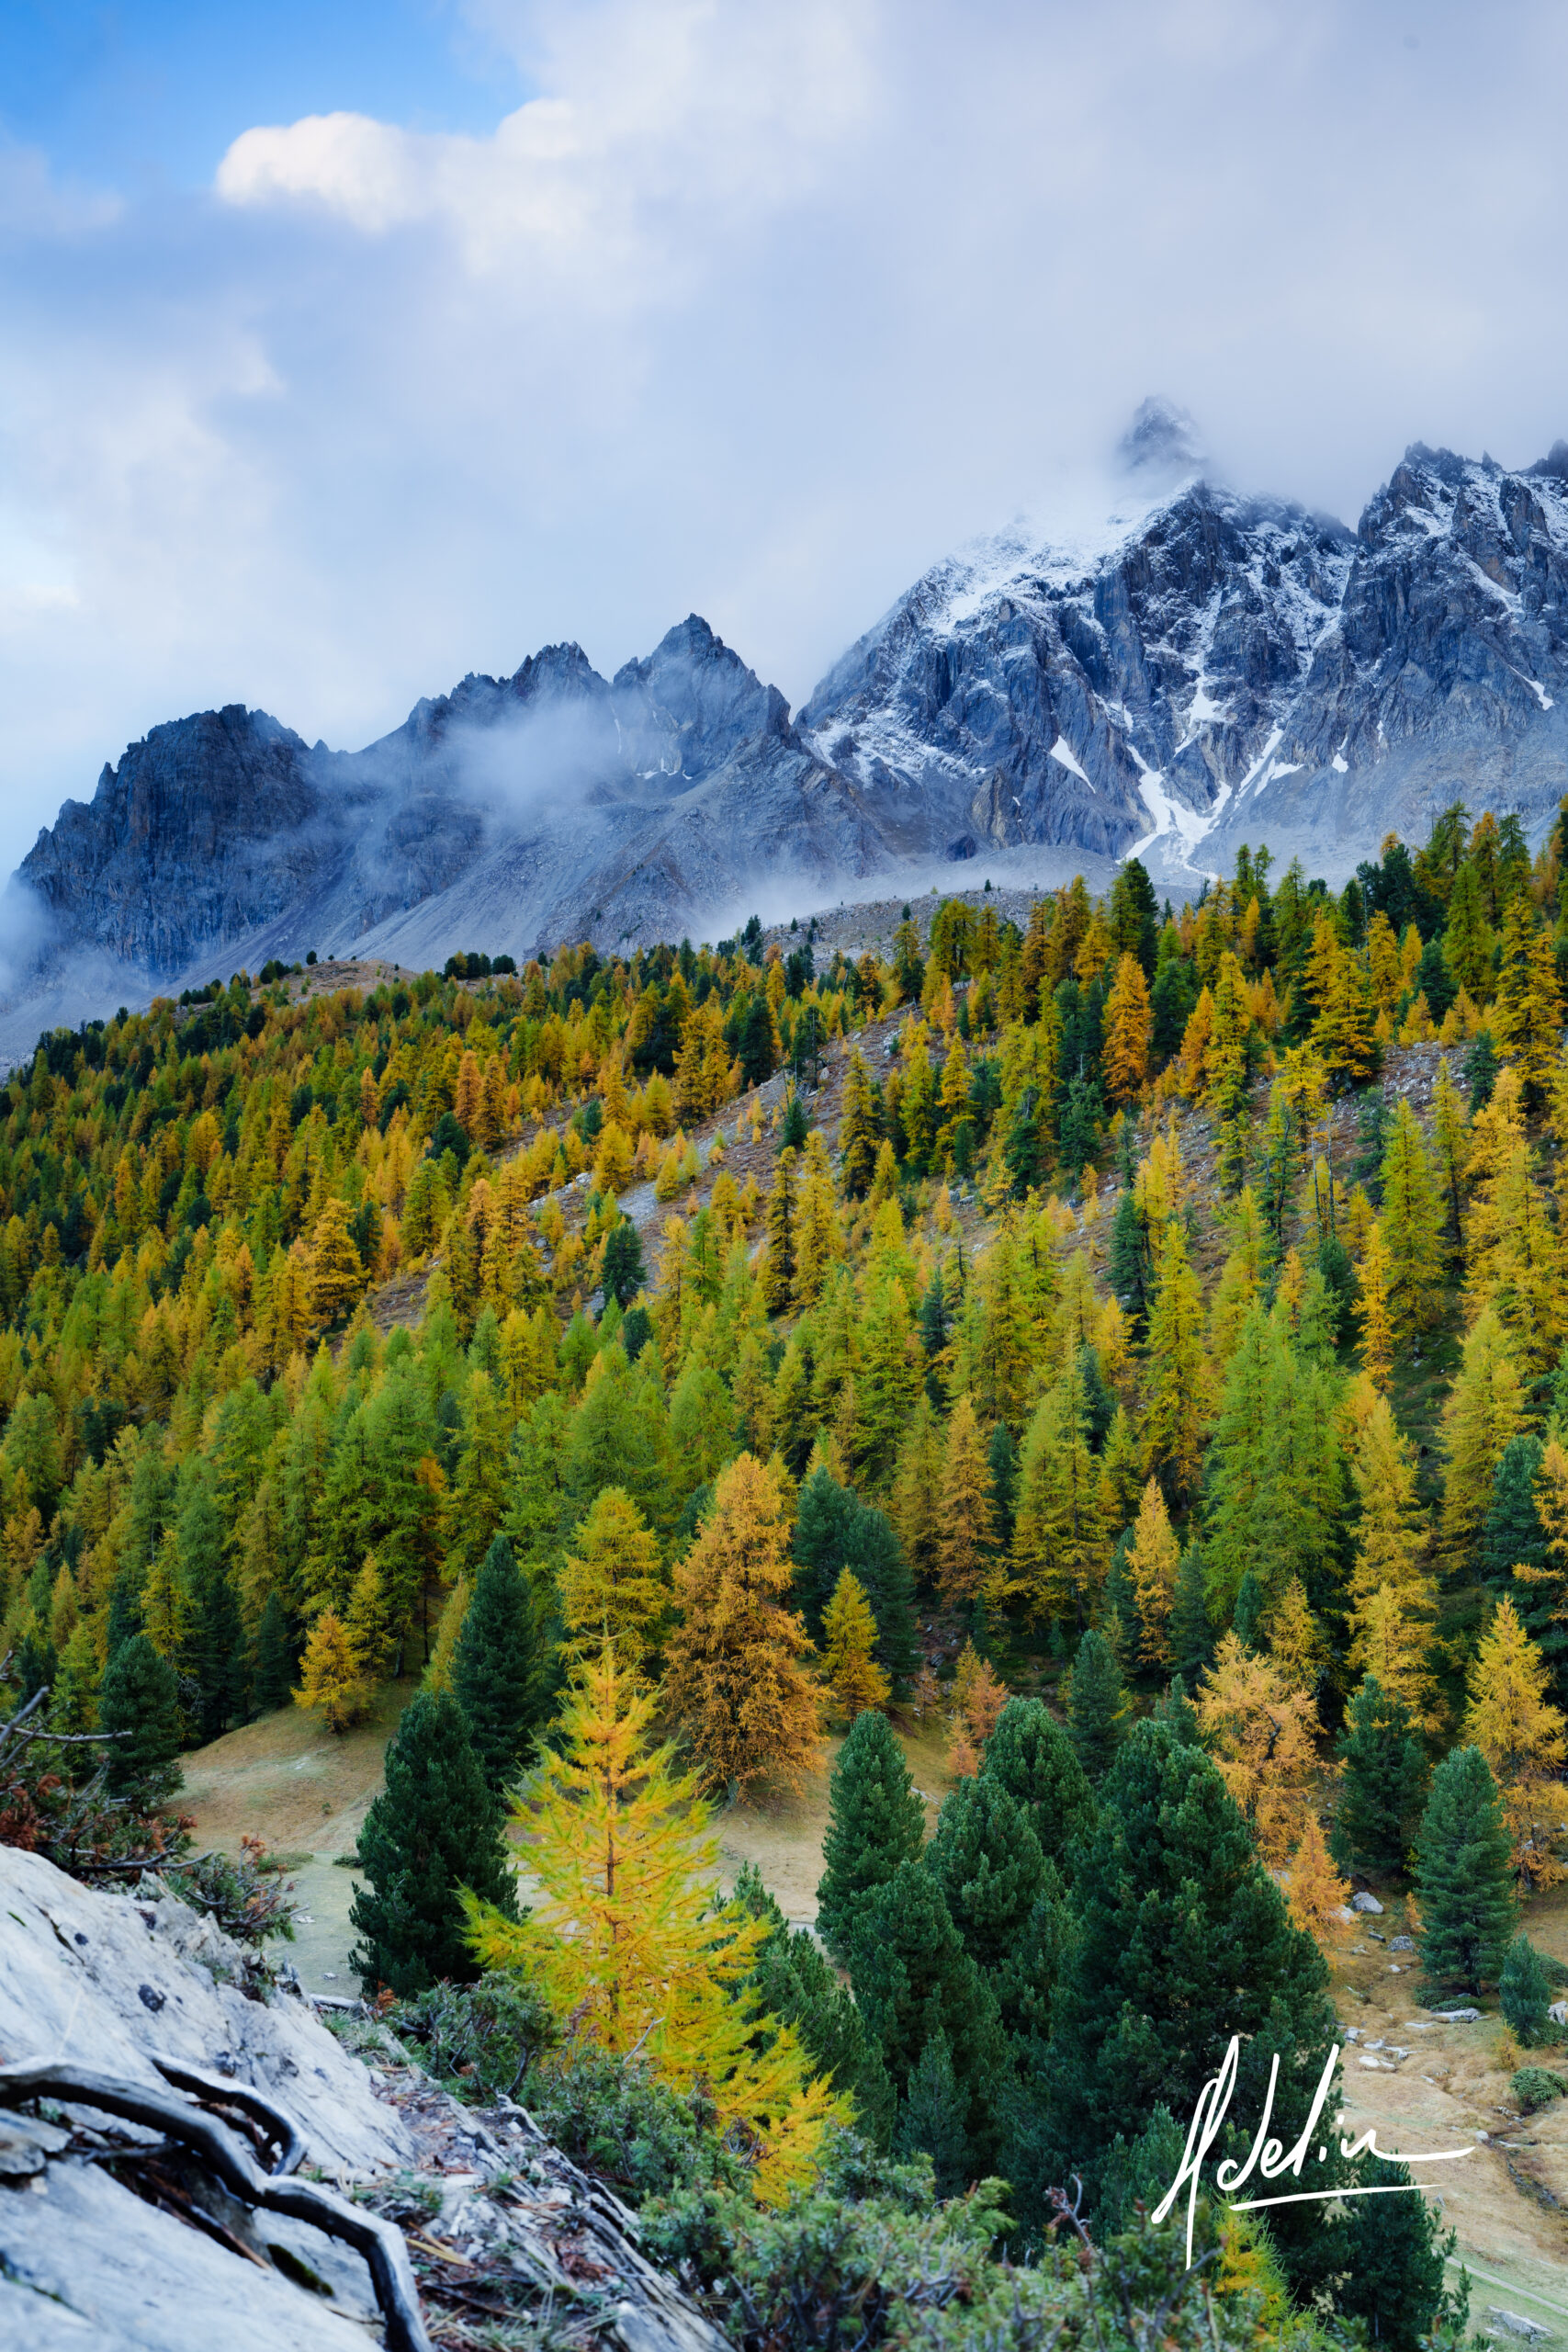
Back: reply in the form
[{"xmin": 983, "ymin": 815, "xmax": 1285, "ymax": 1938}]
[{"xmin": 1151, "ymin": 2036, "xmax": 1477, "ymax": 2267}]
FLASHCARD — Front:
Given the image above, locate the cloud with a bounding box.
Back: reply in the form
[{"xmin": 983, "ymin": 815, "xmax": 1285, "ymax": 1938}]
[{"xmin": 3, "ymin": 0, "xmax": 1568, "ymax": 885}]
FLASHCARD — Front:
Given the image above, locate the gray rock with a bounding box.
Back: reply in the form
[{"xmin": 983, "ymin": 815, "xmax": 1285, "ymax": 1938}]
[
  {"xmin": 1351, "ymin": 1891, "xmax": 1384, "ymax": 1914},
  {"xmin": 1390, "ymin": 1935, "xmax": 1415, "ymax": 1951},
  {"xmin": 1427, "ymin": 2005, "xmax": 1482, "ymax": 2022},
  {"xmin": 0, "ymin": 1845, "xmax": 409, "ymax": 2180},
  {"xmin": 1484, "ymin": 2309, "xmax": 1551, "ymax": 2343}
]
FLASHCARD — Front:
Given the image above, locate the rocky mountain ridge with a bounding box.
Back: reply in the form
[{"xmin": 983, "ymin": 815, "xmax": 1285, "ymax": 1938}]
[{"xmin": 6, "ymin": 411, "xmax": 1567, "ymax": 1053}]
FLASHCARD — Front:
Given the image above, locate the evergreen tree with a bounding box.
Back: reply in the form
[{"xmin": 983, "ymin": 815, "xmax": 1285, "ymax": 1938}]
[
  {"xmin": 1043, "ymin": 1721, "xmax": 1337, "ymax": 2233},
  {"xmin": 1337, "ymin": 2159, "xmax": 1462, "ymax": 2352},
  {"xmin": 979, "ymin": 1695, "xmax": 1095, "ymax": 1879},
  {"xmin": 790, "ymin": 1466, "xmax": 916, "ymax": 1689},
  {"xmin": 987, "ymin": 1420, "xmax": 1018, "ymax": 1553},
  {"xmin": 927, "ymin": 1770, "xmax": 1062, "ymax": 2045},
  {"xmin": 895, "ymin": 2029, "xmax": 968, "ymax": 2194},
  {"xmin": 1516, "ymin": 1433, "xmax": 1568, "ymax": 1698},
  {"xmin": 104, "ymin": 1571, "xmax": 142, "ymax": 1660},
  {"xmin": 1483, "ymin": 1434, "xmax": 1546, "ymax": 1591},
  {"xmin": 731, "ymin": 1861, "xmax": 895, "ymax": 2147},
  {"xmin": 839, "ymin": 1050, "xmax": 879, "ymax": 1198},
  {"xmin": 849, "ymin": 1857, "xmax": 1009, "ymax": 2174},
  {"xmin": 253, "ymin": 1589, "xmax": 296, "ymax": 1713},
  {"xmin": 1414, "ymin": 1745, "xmax": 1517, "ymax": 1992},
  {"xmin": 1107, "ymin": 1186, "xmax": 1149, "ymax": 1331},
  {"xmin": 1068, "ymin": 1629, "xmax": 1125, "ymax": 1785},
  {"xmin": 351, "ymin": 1686, "xmax": 517, "ymax": 1997},
  {"xmin": 1333, "ymin": 1676, "xmax": 1429, "ymax": 1876},
  {"xmin": 97, "ymin": 1634, "xmax": 185, "ymax": 1808},
  {"xmin": 1169, "ymin": 1537, "xmax": 1213, "ymax": 1683},
  {"xmin": 1232, "ymin": 1568, "xmax": 1264, "ymax": 1648},
  {"xmin": 816, "ymin": 1705, "xmax": 926, "ymax": 1963},
  {"xmin": 600, "ymin": 1218, "xmax": 646, "ymax": 1309},
  {"xmin": 452, "ymin": 1532, "xmax": 544, "ymax": 1792},
  {"xmin": 1499, "ymin": 1932, "xmax": 1554, "ymax": 2045},
  {"xmin": 761, "ymin": 1147, "xmax": 798, "ymax": 1312}
]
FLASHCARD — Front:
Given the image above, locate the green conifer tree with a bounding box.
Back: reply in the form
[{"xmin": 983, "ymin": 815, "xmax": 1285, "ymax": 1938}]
[
  {"xmin": 1414, "ymin": 1745, "xmax": 1517, "ymax": 1993},
  {"xmin": 731, "ymin": 1861, "xmax": 895, "ymax": 2145},
  {"xmin": 1483, "ymin": 1434, "xmax": 1546, "ymax": 1592},
  {"xmin": 1499, "ymin": 1932, "xmax": 1554, "ymax": 2045},
  {"xmin": 850, "ymin": 1856, "xmax": 1009, "ymax": 2174},
  {"xmin": 1069, "ymin": 1628, "xmax": 1126, "ymax": 1785},
  {"xmin": 927, "ymin": 1770, "xmax": 1062, "ymax": 2045},
  {"xmin": 350, "ymin": 1687, "xmax": 517, "ymax": 1996},
  {"xmin": 895, "ymin": 2029, "xmax": 968, "ymax": 2194},
  {"xmin": 979, "ymin": 1695, "xmax": 1096, "ymax": 1880},
  {"xmin": 1333, "ymin": 1676, "xmax": 1429, "ymax": 1876},
  {"xmin": 792, "ymin": 1466, "xmax": 918, "ymax": 1689},
  {"xmin": 96, "ymin": 1634, "xmax": 185, "ymax": 1809},
  {"xmin": 451, "ymin": 1533, "xmax": 543, "ymax": 1792},
  {"xmin": 252, "ymin": 1589, "xmax": 297, "ymax": 1713},
  {"xmin": 1169, "ymin": 1537, "xmax": 1213, "ymax": 1683},
  {"xmin": 815, "ymin": 1706, "xmax": 926, "ymax": 1963}
]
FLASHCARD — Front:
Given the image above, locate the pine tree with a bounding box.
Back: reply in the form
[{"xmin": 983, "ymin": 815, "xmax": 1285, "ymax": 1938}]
[
  {"xmin": 849, "ymin": 1857, "xmax": 1009, "ymax": 2175},
  {"xmin": 466, "ymin": 1654, "xmax": 844, "ymax": 2200},
  {"xmin": 790, "ymin": 1467, "xmax": 917, "ymax": 1690},
  {"xmin": 1516, "ymin": 1433, "xmax": 1568, "ymax": 1698},
  {"xmin": 1125, "ymin": 1476, "xmax": 1179, "ymax": 1669},
  {"xmin": 895, "ymin": 2030, "xmax": 969, "ymax": 2193},
  {"xmin": 927, "ymin": 1770, "xmax": 1060, "ymax": 2044},
  {"xmin": 97, "ymin": 1634, "xmax": 185, "ymax": 1808},
  {"xmin": 666, "ymin": 1453, "xmax": 822, "ymax": 1792},
  {"xmin": 601, "ymin": 1218, "xmax": 646, "ymax": 1309},
  {"xmin": 351, "ymin": 1686, "xmax": 517, "ymax": 1996},
  {"xmin": 1334, "ymin": 1677, "xmax": 1429, "ymax": 1876},
  {"xmin": 1499, "ymin": 1933, "xmax": 1554, "ymax": 2045},
  {"xmin": 294, "ymin": 1608, "xmax": 370, "ymax": 1734},
  {"xmin": 1483, "ymin": 1434, "xmax": 1546, "ymax": 1591},
  {"xmin": 252, "ymin": 1589, "xmax": 296, "ymax": 1713},
  {"xmin": 816, "ymin": 1705, "xmax": 927, "ymax": 1963},
  {"xmin": 1069, "ymin": 1629, "xmax": 1126, "ymax": 1785},
  {"xmin": 1169, "ymin": 1537, "xmax": 1213, "ymax": 1683},
  {"xmin": 731, "ymin": 1861, "xmax": 896, "ymax": 2148},
  {"xmin": 814, "ymin": 1568, "xmax": 887, "ymax": 1726},
  {"xmin": 559, "ymin": 1487, "xmax": 668, "ymax": 1672},
  {"xmin": 451, "ymin": 1532, "xmax": 544, "ymax": 1791},
  {"xmin": 1377, "ymin": 1100, "xmax": 1444, "ymax": 1342},
  {"xmin": 1414, "ymin": 1745, "xmax": 1517, "ymax": 1992},
  {"xmin": 936, "ymin": 1392, "xmax": 994, "ymax": 1604},
  {"xmin": 980, "ymin": 1695, "xmax": 1096, "ymax": 1878},
  {"xmin": 1043, "ymin": 1720, "xmax": 1337, "ymax": 2220},
  {"xmin": 1461, "ymin": 1596, "xmax": 1568, "ymax": 1890},
  {"xmin": 839, "ymin": 1049, "xmax": 880, "ymax": 1199}
]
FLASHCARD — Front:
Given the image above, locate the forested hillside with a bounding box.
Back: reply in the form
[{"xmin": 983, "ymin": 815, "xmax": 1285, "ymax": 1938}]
[{"xmin": 4, "ymin": 800, "xmax": 1568, "ymax": 2342}]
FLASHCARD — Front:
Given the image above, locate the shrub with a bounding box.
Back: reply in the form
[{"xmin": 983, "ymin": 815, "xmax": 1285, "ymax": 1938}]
[
  {"xmin": 1511, "ymin": 2065, "xmax": 1567, "ymax": 2114},
  {"xmin": 387, "ymin": 1973, "xmax": 554, "ymax": 2101}
]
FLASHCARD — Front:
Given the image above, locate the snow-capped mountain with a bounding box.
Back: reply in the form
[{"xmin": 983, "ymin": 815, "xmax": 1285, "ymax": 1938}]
[{"xmin": 6, "ymin": 408, "xmax": 1568, "ymax": 1051}]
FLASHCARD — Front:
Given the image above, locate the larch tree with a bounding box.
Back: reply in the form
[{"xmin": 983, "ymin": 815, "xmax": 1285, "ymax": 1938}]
[
  {"xmin": 1101, "ymin": 953, "xmax": 1153, "ymax": 1104},
  {"xmin": 1347, "ymin": 1394, "xmax": 1439, "ymax": 1725},
  {"xmin": 558, "ymin": 1486, "xmax": 669, "ymax": 1673},
  {"xmin": 1461, "ymin": 1597, "xmax": 1568, "ymax": 1891},
  {"xmin": 1516, "ymin": 1434, "xmax": 1568, "ymax": 1698},
  {"xmin": 838, "ymin": 1049, "xmax": 879, "ymax": 1199},
  {"xmin": 1494, "ymin": 898, "xmax": 1564, "ymax": 1107},
  {"xmin": 465, "ymin": 1652, "xmax": 845, "ymax": 2203},
  {"xmin": 1378, "ymin": 1101, "xmax": 1444, "ymax": 1344},
  {"xmin": 946, "ymin": 1638, "xmax": 1010, "ymax": 1778},
  {"xmin": 821, "ymin": 1568, "xmax": 891, "ymax": 1722},
  {"xmin": 308, "ymin": 1195, "xmax": 366, "ymax": 1328},
  {"xmin": 1195, "ymin": 1632, "xmax": 1319, "ymax": 1865},
  {"xmin": 761, "ymin": 1146, "xmax": 798, "ymax": 1314},
  {"xmin": 1440, "ymin": 1305, "xmax": 1527, "ymax": 1567},
  {"xmin": 1125, "ymin": 1476, "xmax": 1179, "ymax": 1669},
  {"xmin": 294, "ymin": 1607, "xmax": 370, "ymax": 1734},
  {"xmin": 1285, "ymin": 1811, "xmax": 1351, "ymax": 1951},
  {"xmin": 936, "ymin": 1393, "xmax": 994, "ymax": 1605},
  {"xmin": 664, "ymin": 1452, "xmax": 823, "ymax": 1793},
  {"xmin": 1142, "ymin": 1220, "xmax": 1209, "ymax": 1502},
  {"xmin": 1355, "ymin": 1219, "xmax": 1396, "ymax": 1388}
]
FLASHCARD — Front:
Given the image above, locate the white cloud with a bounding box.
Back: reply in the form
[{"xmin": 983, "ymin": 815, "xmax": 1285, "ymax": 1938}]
[{"xmin": 3, "ymin": 0, "xmax": 1568, "ymax": 882}]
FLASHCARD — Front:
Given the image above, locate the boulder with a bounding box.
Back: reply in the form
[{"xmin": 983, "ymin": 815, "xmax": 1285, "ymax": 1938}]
[{"xmin": 1350, "ymin": 1891, "xmax": 1383, "ymax": 1914}]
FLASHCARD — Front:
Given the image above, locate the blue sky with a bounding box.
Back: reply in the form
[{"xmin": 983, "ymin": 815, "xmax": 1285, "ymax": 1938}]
[
  {"xmin": 0, "ymin": 2, "xmax": 522, "ymax": 187},
  {"xmin": 3, "ymin": 1, "xmax": 1568, "ymax": 889}
]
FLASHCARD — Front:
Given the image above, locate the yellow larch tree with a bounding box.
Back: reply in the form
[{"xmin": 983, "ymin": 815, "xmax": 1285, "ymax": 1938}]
[
  {"xmin": 1125, "ymin": 1475, "xmax": 1179, "ymax": 1669},
  {"xmin": 1378, "ymin": 1100, "xmax": 1444, "ymax": 1344},
  {"xmin": 1102, "ymin": 952, "xmax": 1153, "ymax": 1104},
  {"xmin": 946, "ymin": 1639, "xmax": 1010, "ymax": 1778},
  {"xmin": 936, "ymin": 1392, "xmax": 995, "ymax": 1604},
  {"xmin": 664, "ymin": 1453, "xmax": 822, "ymax": 1792},
  {"xmin": 307, "ymin": 1195, "xmax": 366, "ymax": 1328},
  {"xmin": 1355, "ymin": 1219, "xmax": 1395, "ymax": 1390},
  {"xmin": 1515, "ymin": 1435, "xmax": 1568, "ymax": 1652},
  {"xmin": 820, "ymin": 1568, "xmax": 890, "ymax": 1722},
  {"xmin": 1285, "ymin": 1810, "xmax": 1352, "ymax": 1950},
  {"xmin": 559, "ymin": 1487, "xmax": 669, "ymax": 1673},
  {"xmin": 1464, "ymin": 1138, "xmax": 1562, "ymax": 1381},
  {"xmin": 294, "ymin": 1607, "xmax": 370, "ymax": 1734},
  {"xmin": 1267, "ymin": 1577, "xmax": 1328, "ymax": 1700},
  {"xmin": 1462, "ymin": 1598, "xmax": 1568, "ymax": 1891},
  {"xmin": 1196, "ymin": 1632, "xmax": 1319, "ymax": 1864},
  {"xmin": 1142, "ymin": 1220, "xmax": 1210, "ymax": 1502},
  {"xmin": 1347, "ymin": 1395, "xmax": 1439, "ymax": 1726},
  {"xmin": 464, "ymin": 1652, "xmax": 846, "ymax": 2201},
  {"xmin": 1440, "ymin": 1305, "xmax": 1527, "ymax": 1565}
]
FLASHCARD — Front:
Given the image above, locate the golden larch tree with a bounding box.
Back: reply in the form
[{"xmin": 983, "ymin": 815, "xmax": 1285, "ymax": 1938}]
[
  {"xmin": 1355, "ymin": 1220, "xmax": 1395, "ymax": 1390},
  {"xmin": 1102, "ymin": 952, "xmax": 1153, "ymax": 1104},
  {"xmin": 1142, "ymin": 1220, "xmax": 1209, "ymax": 1501},
  {"xmin": 820, "ymin": 1568, "xmax": 890, "ymax": 1722},
  {"xmin": 308, "ymin": 1196, "xmax": 366, "ymax": 1329},
  {"xmin": 1126, "ymin": 1475, "xmax": 1179, "ymax": 1668},
  {"xmin": 664, "ymin": 1453, "xmax": 822, "ymax": 1792},
  {"xmin": 1440, "ymin": 1305, "xmax": 1527, "ymax": 1563},
  {"xmin": 559, "ymin": 1487, "xmax": 669, "ymax": 1673},
  {"xmin": 464, "ymin": 1651, "xmax": 846, "ymax": 2201},
  {"xmin": 1196, "ymin": 1632, "xmax": 1319, "ymax": 1865},
  {"xmin": 294, "ymin": 1607, "xmax": 370, "ymax": 1734},
  {"xmin": 936, "ymin": 1392, "xmax": 994, "ymax": 1604},
  {"xmin": 946, "ymin": 1638, "xmax": 1010, "ymax": 1777},
  {"xmin": 1462, "ymin": 1598, "xmax": 1568, "ymax": 1891},
  {"xmin": 1285, "ymin": 1811, "xmax": 1352, "ymax": 1950}
]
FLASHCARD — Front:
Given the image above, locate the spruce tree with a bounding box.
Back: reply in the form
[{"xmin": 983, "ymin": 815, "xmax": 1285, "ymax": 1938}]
[
  {"xmin": 451, "ymin": 1533, "xmax": 542, "ymax": 1792},
  {"xmin": 791, "ymin": 1465, "xmax": 918, "ymax": 1688},
  {"xmin": 927, "ymin": 1770, "xmax": 1062, "ymax": 2045},
  {"xmin": 97, "ymin": 1634, "xmax": 185, "ymax": 1808},
  {"xmin": 1169, "ymin": 1536, "xmax": 1213, "ymax": 1683},
  {"xmin": 600, "ymin": 1218, "xmax": 646, "ymax": 1310},
  {"xmin": 252, "ymin": 1590, "xmax": 296, "ymax": 1713},
  {"xmin": 815, "ymin": 1705, "xmax": 926, "ymax": 1963},
  {"xmin": 350, "ymin": 1687, "xmax": 516, "ymax": 1996},
  {"xmin": 980, "ymin": 1695, "xmax": 1095, "ymax": 1877},
  {"xmin": 1499, "ymin": 1932, "xmax": 1554, "ymax": 2045},
  {"xmin": 1414, "ymin": 1745, "xmax": 1517, "ymax": 1992},
  {"xmin": 1337, "ymin": 2159, "xmax": 1462, "ymax": 2351},
  {"xmin": 1333, "ymin": 1676, "xmax": 1428, "ymax": 1876},
  {"xmin": 1232, "ymin": 1568, "xmax": 1264, "ymax": 1649},
  {"xmin": 1068, "ymin": 1629, "xmax": 1125, "ymax": 1785}
]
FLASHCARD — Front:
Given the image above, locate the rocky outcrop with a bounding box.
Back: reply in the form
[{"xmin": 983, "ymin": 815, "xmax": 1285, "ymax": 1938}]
[{"xmin": 0, "ymin": 1846, "xmax": 727, "ymax": 2352}]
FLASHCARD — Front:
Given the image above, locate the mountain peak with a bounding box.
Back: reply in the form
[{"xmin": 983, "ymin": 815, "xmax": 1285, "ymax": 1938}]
[{"xmin": 1117, "ymin": 396, "xmax": 1204, "ymax": 482}]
